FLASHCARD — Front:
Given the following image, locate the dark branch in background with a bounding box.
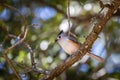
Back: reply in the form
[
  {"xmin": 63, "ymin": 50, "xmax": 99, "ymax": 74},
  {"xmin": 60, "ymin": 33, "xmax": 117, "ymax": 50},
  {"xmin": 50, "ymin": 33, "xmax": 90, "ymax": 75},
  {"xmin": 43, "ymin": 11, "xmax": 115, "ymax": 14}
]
[
  {"xmin": 3, "ymin": 3, "xmax": 27, "ymax": 26},
  {"xmin": 24, "ymin": 42, "xmax": 49, "ymax": 75},
  {"xmin": 3, "ymin": 3, "xmax": 29, "ymax": 52},
  {"xmin": 3, "ymin": 53, "xmax": 22, "ymax": 80},
  {"xmin": 39, "ymin": 0, "xmax": 93, "ymax": 23},
  {"xmin": 25, "ymin": 24, "xmax": 48, "ymax": 75},
  {"xmin": 3, "ymin": 27, "xmax": 28, "ymax": 80},
  {"xmin": 39, "ymin": 0, "xmax": 120, "ymax": 24},
  {"xmin": 40, "ymin": 0, "xmax": 66, "ymax": 15},
  {"xmin": 24, "ymin": 42, "xmax": 36, "ymax": 68},
  {"xmin": 8, "ymin": 24, "xmax": 49, "ymax": 75},
  {"xmin": 2, "ymin": 3, "xmax": 28, "ymax": 80},
  {"xmin": 8, "ymin": 33, "xmax": 36, "ymax": 69},
  {"xmin": 4, "ymin": 27, "xmax": 28, "ymax": 53},
  {"xmin": 44, "ymin": 0, "xmax": 120, "ymax": 80}
]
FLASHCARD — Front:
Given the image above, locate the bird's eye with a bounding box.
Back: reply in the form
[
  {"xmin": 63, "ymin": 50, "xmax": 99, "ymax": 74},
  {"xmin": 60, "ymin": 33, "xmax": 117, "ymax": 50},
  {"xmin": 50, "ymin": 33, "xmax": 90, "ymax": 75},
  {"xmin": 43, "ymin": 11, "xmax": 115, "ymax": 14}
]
[{"xmin": 59, "ymin": 35, "xmax": 61, "ymax": 38}]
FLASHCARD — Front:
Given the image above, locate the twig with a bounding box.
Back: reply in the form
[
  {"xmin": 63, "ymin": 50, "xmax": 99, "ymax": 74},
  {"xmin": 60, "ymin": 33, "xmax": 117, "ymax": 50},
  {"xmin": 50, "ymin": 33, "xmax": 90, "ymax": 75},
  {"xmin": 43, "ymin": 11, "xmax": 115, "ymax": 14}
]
[
  {"xmin": 40, "ymin": 0, "xmax": 120, "ymax": 24},
  {"xmin": 4, "ymin": 53, "xmax": 22, "ymax": 80},
  {"xmin": 67, "ymin": 0, "xmax": 71, "ymax": 36},
  {"xmin": 24, "ymin": 42, "xmax": 36, "ymax": 68},
  {"xmin": 4, "ymin": 27, "xmax": 28, "ymax": 53},
  {"xmin": 7, "ymin": 24, "xmax": 49, "ymax": 75},
  {"xmin": 1, "ymin": 3, "xmax": 29, "ymax": 80},
  {"xmin": 44, "ymin": 0, "xmax": 120, "ymax": 80},
  {"xmin": 3, "ymin": 27, "xmax": 28, "ymax": 80},
  {"xmin": 3, "ymin": 28, "xmax": 28, "ymax": 80},
  {"xmin": 24, "ymin": 42, "xmax": 50, "ymax": 75},
  {"xmin": 3, "ymin": 3, "xmax": 27, "ymax": 26}
]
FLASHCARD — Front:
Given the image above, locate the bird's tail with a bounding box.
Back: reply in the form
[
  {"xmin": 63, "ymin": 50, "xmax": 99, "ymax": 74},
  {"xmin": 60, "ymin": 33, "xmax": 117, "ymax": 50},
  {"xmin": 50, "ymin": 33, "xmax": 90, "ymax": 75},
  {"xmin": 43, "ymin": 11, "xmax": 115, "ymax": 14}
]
[{"xmin": 86, "ymin": 52, "xmax": 104, "ymax": 62}]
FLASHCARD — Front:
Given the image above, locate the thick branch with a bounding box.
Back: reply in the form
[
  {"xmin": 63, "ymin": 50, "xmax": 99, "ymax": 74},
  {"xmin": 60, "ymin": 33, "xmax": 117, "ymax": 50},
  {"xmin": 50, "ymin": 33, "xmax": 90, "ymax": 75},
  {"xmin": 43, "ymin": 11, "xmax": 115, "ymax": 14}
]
[{"xmin": 44, "ymin": 0, "xmax": 120, "ymax": 80}]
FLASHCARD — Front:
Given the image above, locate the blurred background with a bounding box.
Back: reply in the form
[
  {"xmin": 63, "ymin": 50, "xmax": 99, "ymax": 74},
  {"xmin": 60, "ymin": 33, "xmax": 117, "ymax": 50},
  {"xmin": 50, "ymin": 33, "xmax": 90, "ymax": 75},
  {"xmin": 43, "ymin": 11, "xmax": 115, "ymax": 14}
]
[{"xmin": 0, "ymin": 0, "xmax": 120, "ymax": 80}]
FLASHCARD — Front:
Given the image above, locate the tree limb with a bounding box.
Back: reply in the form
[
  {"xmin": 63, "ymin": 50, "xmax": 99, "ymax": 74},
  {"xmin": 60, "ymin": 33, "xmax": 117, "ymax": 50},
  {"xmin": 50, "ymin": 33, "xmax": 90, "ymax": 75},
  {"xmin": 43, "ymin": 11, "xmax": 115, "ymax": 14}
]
[{"xmin": 44, "ymin": 0, "xmax": 120, "ymax": 80}]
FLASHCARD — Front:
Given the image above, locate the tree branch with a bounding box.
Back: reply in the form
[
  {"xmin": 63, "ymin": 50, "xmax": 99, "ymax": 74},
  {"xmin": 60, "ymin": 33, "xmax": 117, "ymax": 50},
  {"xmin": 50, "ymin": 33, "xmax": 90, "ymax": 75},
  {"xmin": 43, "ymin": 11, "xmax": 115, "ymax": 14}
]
[
  {"xmin": 4, "ymin": 53, "xmax": 22, "ymax": 80},
  {"xmin": 4, "ymin": 27, "xmax": 28, "ymax": 54},
  {"xmin": 7, "ymin": 24, "xmax": 49, "ymax": 75},
  {"xmin": 3, "ymin": 27, "xmax": 28, "ymax": 80},
  {"xmin": 1, "ymin": 3, "xmax": 29, "ymax": 79},
  {"xmin": 67, "ymin": 0, "xmax": 71, "ymax": 36},
  {"xmin": 3, "ymin": 3, "xmax": 27, "ymax": 26},
  {"xmin": 44, "ymin": 0, "xmax": 120, "ymax": 80}
]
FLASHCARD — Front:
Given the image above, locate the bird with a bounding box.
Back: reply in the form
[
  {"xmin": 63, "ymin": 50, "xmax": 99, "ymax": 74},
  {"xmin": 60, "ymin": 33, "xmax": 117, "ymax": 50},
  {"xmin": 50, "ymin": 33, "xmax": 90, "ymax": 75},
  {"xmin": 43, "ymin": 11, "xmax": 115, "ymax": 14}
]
[{"xmin": 55, "ymin": 30, "xmax": 104, "ymax": 62}]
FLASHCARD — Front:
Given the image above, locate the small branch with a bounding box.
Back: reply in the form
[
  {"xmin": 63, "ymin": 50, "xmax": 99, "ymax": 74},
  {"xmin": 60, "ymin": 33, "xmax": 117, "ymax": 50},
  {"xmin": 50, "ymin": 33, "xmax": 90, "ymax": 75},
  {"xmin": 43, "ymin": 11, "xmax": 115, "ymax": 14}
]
[
  {"xmin": 40, "ymin": 0, "xmax": 66, "ymax": 15},
  {"xmin": 67, "ymin": 0, "xmax": 71, "ymax": 35},
  {"xmin": 2, "ymin": 20, "xmax": 28, "ymax": 80},
  {"xmin": 39, "ymin": 0, "xmax": 120, "ymax": 24},
  {"xmin": 3, "ymin": 3, "xmax": 27, "ymax": 26},
  {"xmin": 4, "ymin": 53, "xmax": 22, "ymax": 80},
  {"xmin": 40, "ymin": 0, "xmax": 91, "ymax": 23},
  {"xmin": 7, "ymin": 24, "xmax": 49, "ymax": 75},
  {"xmin": 32, "ymin": 68, "xmax": 50, "ymax": 75},
  {"xmin": 24, "ymin": 42, "xmax": 36, "ymax": 68},
  {"xmin": 4, "ymin": 27, "xmax": 28, "ymax": 54},
  {"xmin": 2, "ymin": 27, "xmax": 28, "ymax": 80},
  {"xmin": 1, "ymin": 3, "xmax": 29, "ymax": 80},
  {"xmin": 24, "ymin": 42, "xmax": 50, "ymax": 75},
  {"xmin": 44, "ymin": 0, "xmax": 120, "ymax": 80}
]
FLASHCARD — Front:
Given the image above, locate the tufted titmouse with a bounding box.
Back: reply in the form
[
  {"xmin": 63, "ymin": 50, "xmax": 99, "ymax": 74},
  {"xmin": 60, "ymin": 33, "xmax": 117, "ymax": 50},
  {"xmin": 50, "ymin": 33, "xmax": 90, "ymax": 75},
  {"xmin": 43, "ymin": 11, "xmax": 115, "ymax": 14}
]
[{"xmin": 55, "ymin": 30, "xmax": 104, "ymax": 62}]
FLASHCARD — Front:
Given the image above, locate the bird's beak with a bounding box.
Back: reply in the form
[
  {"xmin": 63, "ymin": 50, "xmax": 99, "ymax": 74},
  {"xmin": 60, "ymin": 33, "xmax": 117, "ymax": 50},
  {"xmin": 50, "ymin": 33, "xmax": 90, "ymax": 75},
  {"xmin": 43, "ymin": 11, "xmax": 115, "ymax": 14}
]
[
  {"xmin": 55, "ymin": 37, "xmax": 60, "ymax": 42},
  {"xmin": 55, "ymin": 38, "xmax": 58, "ymax": 42}
]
